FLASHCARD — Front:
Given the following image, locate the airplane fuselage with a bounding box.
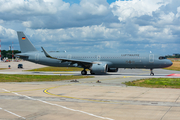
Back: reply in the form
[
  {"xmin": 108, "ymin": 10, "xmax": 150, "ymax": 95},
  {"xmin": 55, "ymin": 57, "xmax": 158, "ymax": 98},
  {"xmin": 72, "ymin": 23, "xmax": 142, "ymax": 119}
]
[{"xmin": 18, "ymin": 51, "xmax": 172, "ymax": 69}]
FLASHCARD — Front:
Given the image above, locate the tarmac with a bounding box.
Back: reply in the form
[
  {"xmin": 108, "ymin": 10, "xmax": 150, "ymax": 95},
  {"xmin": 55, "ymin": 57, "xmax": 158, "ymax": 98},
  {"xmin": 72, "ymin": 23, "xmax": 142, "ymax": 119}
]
[{"xmin": 0, "ymin": 61, "xmax": 180, "ymax": 120}]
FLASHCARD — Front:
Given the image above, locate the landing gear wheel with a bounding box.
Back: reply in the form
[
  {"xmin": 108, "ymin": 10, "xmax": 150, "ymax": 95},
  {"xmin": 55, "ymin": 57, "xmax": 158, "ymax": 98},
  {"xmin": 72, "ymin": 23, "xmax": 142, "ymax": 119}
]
[
  {"xmin": 150, "ymin": 73, "xmax": 154, "ymax": 76},
  {"xmin": 81, "ymin": 70, "xmax": 87, "ymax": 75},
  {"xmin": 150, "ymin": 69, "xmax": 154, "ymax": 76}
]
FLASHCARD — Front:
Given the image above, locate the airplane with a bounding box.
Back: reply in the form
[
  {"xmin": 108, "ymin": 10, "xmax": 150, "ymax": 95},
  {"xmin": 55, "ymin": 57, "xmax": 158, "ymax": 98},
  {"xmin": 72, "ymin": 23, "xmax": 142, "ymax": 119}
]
[{"xmin": 15, "ymin": 31, "xmax": 173, "ymax": 76}]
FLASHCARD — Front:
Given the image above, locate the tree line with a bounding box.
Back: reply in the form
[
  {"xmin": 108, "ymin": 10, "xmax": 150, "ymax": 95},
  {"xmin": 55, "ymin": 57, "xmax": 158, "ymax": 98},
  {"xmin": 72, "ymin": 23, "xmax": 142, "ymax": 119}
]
[
  {"xmin": 1, "ymin": 50, "xmax": 21, "ymax": 59},
  {"xmin": 166, "ymin": 54, "xmax": 180, "ymax": 58}
]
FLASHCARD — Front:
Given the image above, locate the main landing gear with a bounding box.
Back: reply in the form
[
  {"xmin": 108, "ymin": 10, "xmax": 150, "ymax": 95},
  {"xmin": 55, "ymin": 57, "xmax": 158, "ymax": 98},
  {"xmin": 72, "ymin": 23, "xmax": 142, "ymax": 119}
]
[
  {"xmin": 81, "ymin": 69, "xmax": 87, "ymax": 75},
  {"xmin": 150, "ymin": 69, "xmax": 154, "ymax": 76}
]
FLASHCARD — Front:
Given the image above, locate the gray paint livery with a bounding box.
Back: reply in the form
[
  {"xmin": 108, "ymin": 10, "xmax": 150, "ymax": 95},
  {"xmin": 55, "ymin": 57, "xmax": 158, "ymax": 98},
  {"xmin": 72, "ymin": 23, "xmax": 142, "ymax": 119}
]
[{"xmin": 16, "ymin": 31, "xmax": 173, "ymax": 75}]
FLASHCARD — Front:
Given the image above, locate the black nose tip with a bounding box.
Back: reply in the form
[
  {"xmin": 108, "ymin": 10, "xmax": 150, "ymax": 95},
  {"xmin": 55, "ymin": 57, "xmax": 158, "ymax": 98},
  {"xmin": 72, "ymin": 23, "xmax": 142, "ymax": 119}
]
[{"xmin": 169, "ymin": 61, "xmax": 173, "ymax": 66}]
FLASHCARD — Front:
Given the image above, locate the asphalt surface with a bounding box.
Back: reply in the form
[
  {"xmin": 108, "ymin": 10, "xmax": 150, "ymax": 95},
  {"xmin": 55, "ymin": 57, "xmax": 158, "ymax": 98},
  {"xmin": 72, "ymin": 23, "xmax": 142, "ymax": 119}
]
[{"xmin": 0, "ymin": 61, "xmax": 180, "ymax": 120}]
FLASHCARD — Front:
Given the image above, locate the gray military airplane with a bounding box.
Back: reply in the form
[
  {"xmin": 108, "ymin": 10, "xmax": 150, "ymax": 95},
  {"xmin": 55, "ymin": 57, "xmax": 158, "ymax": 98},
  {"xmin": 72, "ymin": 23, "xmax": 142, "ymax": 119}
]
[{"xmin": 16, "ymin": 31, "xmax": 172, "ymax": 75}]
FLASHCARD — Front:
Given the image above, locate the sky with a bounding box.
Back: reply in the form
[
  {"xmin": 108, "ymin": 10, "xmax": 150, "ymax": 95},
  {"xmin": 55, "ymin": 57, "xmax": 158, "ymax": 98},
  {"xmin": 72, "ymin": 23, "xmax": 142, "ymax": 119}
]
[{"xmin": 0, "ymin": 0, "xmax": 179, "ymax": 55}]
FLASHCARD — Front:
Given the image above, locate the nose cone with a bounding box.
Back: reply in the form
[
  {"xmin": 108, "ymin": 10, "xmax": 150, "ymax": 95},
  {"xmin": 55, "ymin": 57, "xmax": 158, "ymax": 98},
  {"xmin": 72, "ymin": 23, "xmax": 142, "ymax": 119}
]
[{"xmin": 166, "ymin": 60, "xmax": 173, "ymax": 67}]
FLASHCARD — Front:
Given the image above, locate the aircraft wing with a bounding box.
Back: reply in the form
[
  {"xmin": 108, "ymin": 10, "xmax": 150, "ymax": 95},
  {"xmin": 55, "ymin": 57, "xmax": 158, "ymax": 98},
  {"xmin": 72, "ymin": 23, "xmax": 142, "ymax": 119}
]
[{"xmin": 41, "ymin": 47, "xmax": 95, "ymax": 65}]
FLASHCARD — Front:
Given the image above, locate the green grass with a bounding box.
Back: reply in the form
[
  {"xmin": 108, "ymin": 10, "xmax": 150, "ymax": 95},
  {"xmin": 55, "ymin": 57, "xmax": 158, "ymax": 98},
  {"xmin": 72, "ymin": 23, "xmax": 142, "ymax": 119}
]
[
  {"xmin": 123, "ymin": 78, "xmax": 180, "ymax": 89},
  {"xmin": 0, "ymin": 74, "xmax": 93, "ymax": 82},
  {"xmin": 0, "ymin": 68, "xmax": 7, "ymax": 70},
  {"xmin": 27, "ymin": 67, "xmax": 87, "ymax": 71}
]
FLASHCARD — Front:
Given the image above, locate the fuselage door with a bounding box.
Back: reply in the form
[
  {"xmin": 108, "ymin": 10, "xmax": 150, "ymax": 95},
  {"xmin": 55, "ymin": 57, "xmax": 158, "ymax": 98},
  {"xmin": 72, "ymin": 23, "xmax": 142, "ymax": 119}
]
[
  {"xmin": 149, "ymin": 54, "xmax": 154, "ymax": 63},
  {"xmin": 35, "ymin": 54, "xmax": 39, "ymax": 61},
  {"xmin": 67, "ymin": 54, "xmax": 72, "ymax": 59},
  {"xmin": 97, "ymin": 55, "xmax": 101, "ymax": 61}
]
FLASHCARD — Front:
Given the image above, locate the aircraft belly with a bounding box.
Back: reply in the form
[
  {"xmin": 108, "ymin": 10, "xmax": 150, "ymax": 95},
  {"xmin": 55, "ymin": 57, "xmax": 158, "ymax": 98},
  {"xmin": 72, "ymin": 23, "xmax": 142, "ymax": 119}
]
[{"xmin": 40, "ymin": 61, "xmax": 71, "ymax": 67}]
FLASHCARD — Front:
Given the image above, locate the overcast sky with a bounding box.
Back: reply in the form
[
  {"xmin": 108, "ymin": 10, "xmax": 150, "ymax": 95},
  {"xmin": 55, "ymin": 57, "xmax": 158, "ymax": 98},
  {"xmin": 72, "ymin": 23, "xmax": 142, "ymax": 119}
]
[{"xmin": 0, "ymin": 0, "xmax": 179, "ymax": 55}]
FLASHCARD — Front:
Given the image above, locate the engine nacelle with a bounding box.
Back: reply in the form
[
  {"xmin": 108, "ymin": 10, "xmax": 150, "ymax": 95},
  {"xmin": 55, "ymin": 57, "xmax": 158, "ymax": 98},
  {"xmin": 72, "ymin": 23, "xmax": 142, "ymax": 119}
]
[
  {"xmin": 107, "ymin": 68, "xmax": 118, "ymax": 72},
  {"xmin": 90, "ymin": 63, "xmax": 108, "ymax": 74}
]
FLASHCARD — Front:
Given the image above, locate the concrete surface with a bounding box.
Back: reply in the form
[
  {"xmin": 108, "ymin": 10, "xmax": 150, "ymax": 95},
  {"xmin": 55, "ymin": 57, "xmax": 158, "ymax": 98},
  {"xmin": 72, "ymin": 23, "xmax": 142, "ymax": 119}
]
[{"xmin": 0, "ymin": 61, "xmax": 180, "ymax": 120}]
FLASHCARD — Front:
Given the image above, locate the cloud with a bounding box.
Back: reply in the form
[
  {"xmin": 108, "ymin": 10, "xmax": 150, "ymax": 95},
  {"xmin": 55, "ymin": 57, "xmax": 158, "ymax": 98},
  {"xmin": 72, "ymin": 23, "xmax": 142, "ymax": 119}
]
[
  {"xmin": 0, "ymin": 0, "xmax": 179, "ymax": 55},
  {"xmin": 0, "ymin": 25, "xmax": 16, "ymax": 50},
  {"xmin": 0, "ymin": 0, "xmax": 69, "ymax": 15},
  {"xmin": 0, "ymin": 25, "xmax": 16, "ymax": 40},
  {"xmin": 0, "ymin": 20, "xmax": 4, "ymax": 24},
  {"xmin": 110, "ymin": 0, "xmax": 170, "ymax": 22},
  {"xmin": 0, "ymin": 0, "xmax": 118, "ymax": 29},
  {"xmin": 25, "ymin": 24, "xmax": 122, "ymax": 43}
]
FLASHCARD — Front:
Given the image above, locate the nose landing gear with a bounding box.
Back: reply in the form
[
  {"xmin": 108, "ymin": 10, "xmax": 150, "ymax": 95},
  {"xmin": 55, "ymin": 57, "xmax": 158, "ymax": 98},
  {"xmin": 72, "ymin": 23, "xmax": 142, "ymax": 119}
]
[{"xmin": 150, "ymin": 69, "xmax": 154, "ymax": 76}]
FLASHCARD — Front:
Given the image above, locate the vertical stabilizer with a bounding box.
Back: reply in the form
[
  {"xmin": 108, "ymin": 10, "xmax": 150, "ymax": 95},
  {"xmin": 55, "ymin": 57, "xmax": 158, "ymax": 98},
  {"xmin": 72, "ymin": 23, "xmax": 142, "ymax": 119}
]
[{"xmin": 17, "ymin": 31, "xmax": 37, "ymax": 53}]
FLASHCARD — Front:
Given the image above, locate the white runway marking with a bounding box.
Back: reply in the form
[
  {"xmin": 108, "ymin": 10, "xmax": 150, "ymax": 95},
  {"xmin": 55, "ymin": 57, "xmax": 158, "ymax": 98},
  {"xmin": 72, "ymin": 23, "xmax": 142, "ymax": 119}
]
[
  {"xmin": 0, "ymin": 107, "xmax": 25, "ymax": 119},
  {"xmin": 1, "ymin": 89, "xmax": 26, "ymax": 119},
  {"xmin": 2, "ymin": 89, "xmax": 114, "ymax": 120},
  {"xmin": 4, "ymin": 109, "xmax": 26, "ymax": 119}
]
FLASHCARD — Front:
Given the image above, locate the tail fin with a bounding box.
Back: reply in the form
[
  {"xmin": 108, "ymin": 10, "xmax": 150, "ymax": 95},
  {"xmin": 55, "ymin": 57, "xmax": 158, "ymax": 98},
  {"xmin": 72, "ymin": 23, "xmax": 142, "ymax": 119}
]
[{"xmin": 17, "ymin": 31, "xmax": 37, "ymax": 53}]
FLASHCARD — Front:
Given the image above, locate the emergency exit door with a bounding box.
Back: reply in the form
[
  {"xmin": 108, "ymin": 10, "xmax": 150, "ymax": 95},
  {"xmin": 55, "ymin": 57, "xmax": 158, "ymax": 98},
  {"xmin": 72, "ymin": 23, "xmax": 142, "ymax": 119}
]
[{"xmin": 149, "ymin": 54, "xmax": 154, "ymax": 63}]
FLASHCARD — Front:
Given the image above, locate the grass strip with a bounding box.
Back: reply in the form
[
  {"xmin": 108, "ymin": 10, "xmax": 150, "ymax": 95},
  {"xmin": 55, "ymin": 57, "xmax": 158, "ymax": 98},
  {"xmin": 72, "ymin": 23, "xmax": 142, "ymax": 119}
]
[
  {"xmin": 164, "ymin": 61, "xmax": 180, "ymax": 71},
  {"xmin": 0, "ymin": 68, "xmax": 7, "ymax": 70},
  {"xmin": 123, "ymin": 78, "xmax": 180, "ymax": 89},
  {"xmin": 27, "ymin": 67, "xmax": 87, "ymax": 71},
  {"xmin": 0, "ymin": 74, "xmax": 93, "ymax": 82}
]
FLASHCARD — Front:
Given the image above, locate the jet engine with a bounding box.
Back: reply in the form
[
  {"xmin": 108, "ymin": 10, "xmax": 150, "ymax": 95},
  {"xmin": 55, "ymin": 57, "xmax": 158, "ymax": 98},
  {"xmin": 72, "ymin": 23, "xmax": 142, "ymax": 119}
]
[
  {"xmin": 107, "ymin": 68, "xmax": 118, "ymax": 72},
  {"xmin": 90, "ymin": 63, "xmax": 108, "ymax": 74}
]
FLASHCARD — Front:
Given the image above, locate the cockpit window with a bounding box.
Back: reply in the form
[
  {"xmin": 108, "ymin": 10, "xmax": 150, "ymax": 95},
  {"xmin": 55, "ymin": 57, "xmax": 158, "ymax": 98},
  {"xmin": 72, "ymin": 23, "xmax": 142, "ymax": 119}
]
[{"xmin": 159, "ymin": 56, "xmax": 166, "ymax": 60}]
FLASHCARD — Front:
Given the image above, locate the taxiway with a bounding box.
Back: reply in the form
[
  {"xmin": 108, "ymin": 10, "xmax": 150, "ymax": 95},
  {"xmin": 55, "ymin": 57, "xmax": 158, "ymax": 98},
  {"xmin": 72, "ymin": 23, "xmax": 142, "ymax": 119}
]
[{"xmin": 0, "ymin": 61, "xmax": 180, "ymax": 120}]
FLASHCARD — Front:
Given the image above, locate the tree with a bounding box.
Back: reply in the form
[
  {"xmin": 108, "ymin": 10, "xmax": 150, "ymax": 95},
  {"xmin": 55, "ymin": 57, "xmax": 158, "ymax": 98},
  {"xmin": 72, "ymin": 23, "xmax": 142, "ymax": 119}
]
[{"xmin": 1, "ymin": 50, "xmax": 21, "ymax": 59}]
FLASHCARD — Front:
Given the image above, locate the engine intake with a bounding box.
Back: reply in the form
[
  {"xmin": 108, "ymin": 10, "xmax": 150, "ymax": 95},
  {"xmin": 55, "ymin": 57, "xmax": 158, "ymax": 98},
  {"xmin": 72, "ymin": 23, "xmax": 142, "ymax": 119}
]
[{"xmin": 90, "ymin": 63, "xmax": 108, "ymax": 74}]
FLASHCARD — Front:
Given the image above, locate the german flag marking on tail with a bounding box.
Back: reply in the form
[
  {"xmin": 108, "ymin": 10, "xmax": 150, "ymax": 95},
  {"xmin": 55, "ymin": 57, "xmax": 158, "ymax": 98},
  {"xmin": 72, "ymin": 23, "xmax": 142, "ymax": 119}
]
[{"xmin": 22, "ymin": 37, "xmax": 25, "ymax": 40}]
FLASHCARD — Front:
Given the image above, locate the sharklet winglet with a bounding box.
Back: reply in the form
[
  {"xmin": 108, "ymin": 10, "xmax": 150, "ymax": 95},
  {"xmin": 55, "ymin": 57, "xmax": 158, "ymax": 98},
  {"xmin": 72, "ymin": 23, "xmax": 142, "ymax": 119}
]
[{"xmin": 41, "ymin": 47, "xmax": 52, "ymax": 58}]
